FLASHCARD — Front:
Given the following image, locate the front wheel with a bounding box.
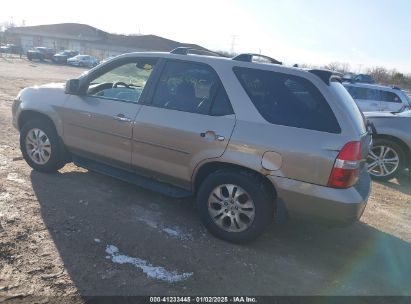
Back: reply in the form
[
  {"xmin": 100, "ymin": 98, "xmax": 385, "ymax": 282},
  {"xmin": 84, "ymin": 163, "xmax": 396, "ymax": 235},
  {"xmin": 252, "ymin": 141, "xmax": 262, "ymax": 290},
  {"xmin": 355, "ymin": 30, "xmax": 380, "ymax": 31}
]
[
  {"xmin": 196, "ymin": 169, "xmax": 274, "ymax": 243},
  {"xmin": 20, "ymin": 120, "xmax": 66, "ymax": 173},
  {"xmin": 367, "ymin": 139, "xmax": 405, "ymax": 181}
]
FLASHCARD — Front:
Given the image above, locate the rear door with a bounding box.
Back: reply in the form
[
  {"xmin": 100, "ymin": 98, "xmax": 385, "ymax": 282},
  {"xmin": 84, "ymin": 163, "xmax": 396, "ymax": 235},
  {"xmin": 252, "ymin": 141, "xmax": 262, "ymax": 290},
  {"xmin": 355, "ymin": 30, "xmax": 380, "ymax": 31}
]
[{"xmin": 131, "ymin": 60, "xmax": 236, "ymax": 188}]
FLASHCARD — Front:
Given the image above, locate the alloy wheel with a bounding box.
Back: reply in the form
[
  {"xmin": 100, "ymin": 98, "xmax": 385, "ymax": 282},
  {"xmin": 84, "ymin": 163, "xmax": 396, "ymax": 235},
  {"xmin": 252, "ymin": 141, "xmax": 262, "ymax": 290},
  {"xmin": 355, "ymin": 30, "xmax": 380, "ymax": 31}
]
[
  {"xmin": 25, "ymin": 128, "xmax": 52, "ymax": 165},
  {"xmin": 367, "ymin": 145, "xmax": 400, "ymax": 177},
  {"xmin": 207, "ymin": 184, "xmax": 255, "ymax": 232}
]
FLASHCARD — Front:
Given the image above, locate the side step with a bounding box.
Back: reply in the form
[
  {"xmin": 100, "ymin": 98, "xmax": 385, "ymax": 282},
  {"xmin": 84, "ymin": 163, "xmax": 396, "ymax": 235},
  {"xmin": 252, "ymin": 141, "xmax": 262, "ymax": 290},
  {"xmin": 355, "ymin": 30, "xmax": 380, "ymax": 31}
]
[{"xmin": 72, "ymin": 156, "xmax": 193, "ymax": 199}]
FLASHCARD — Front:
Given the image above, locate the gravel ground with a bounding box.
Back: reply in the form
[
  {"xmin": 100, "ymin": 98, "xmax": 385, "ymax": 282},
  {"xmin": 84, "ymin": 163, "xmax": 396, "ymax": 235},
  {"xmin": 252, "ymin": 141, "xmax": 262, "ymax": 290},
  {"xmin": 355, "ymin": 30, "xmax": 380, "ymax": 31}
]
[{"xmin": 0, "ymin": 57, "xmax": 410, "ymax": 301}]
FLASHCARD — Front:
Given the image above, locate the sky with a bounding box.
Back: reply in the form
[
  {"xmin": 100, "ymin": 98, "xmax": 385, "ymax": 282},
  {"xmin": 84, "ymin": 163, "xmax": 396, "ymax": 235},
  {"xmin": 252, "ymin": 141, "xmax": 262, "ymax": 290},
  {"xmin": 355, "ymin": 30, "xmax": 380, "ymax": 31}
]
[{"xmin": 1, "ymin": 0, "xmax": 411, "ymax": 73}]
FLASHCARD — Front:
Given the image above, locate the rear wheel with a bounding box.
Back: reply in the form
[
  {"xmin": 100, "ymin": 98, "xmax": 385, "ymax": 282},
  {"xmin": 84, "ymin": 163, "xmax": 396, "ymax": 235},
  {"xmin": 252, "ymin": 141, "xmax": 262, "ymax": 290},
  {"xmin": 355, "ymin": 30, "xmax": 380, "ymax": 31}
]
[
  {"xmin": 197, "ymin": 169, "xmax": 274, "ymax": 243},
  {"xmin": 20, "ymin": 120, "xmax": 65, "ymax": 173},
  {"xmin": 367, "ymin": 139, "xmax": 405, "ymax": 180}
]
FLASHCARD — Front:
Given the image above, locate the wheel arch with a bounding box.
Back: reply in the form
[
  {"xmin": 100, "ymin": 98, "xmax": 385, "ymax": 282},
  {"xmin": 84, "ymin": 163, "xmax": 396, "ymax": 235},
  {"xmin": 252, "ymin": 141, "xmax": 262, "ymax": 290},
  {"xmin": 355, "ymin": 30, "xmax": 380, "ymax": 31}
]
[
  {"xmin": 18, "ymin": 110, "xmax": 58, "ymax": 133},
  {"xmin": 193, "ymin": 161, "xmax": 277, "ymax": 202}
]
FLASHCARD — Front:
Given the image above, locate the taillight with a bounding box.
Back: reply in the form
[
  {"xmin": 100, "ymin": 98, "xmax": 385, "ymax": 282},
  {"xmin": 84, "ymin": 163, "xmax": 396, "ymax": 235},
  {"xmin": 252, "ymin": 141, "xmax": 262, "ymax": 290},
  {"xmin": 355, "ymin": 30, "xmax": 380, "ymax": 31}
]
[{"xmin": 328, "ymin": 141, "xmax": 362, "ymax": 189}]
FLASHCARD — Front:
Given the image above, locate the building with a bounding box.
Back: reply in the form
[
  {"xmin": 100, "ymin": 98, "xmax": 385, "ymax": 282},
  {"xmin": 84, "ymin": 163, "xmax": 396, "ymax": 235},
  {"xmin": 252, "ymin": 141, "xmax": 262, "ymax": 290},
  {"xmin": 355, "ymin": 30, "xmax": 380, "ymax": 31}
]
[{"xmin": 4, "ymin": 23, "xmax": 207, "ymax": 59}]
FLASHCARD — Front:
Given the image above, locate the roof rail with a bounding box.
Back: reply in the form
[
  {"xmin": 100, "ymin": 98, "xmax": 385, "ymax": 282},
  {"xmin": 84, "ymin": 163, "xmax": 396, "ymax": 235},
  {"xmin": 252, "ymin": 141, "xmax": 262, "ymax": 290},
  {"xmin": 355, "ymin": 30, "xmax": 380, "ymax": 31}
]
[
  {"xmin": 392, "ymin": 86, "xmax": 402, "ymax": 90},
  {"xmin": 232, "ymin": 53, "xmax": 282, "ymax": 65},
  {"xmin": 309, "ymin": 69, "xmax": 342, "ymax": 85},
  {"xmin": 170, "ymin": 47, "xmax": 222, "ymax": 57}
]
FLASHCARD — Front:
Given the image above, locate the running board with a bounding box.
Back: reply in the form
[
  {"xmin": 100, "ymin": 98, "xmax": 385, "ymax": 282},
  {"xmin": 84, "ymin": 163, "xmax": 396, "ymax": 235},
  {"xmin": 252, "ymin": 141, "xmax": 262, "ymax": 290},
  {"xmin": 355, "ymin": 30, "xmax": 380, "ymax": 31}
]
[{"xmin": 72, "ymin": 156, "xmax": 193, "ymax": 199}]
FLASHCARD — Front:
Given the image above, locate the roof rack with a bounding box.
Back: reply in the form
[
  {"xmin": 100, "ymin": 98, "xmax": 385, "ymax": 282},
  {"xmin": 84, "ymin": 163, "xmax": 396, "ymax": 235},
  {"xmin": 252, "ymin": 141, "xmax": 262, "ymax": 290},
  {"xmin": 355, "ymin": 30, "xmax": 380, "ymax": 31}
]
[
  {"xmin": 232, "ymin": 53, "xmax": 282, "ymax": 65},
  {"xmin": 392, "ymin": 86, "xmax": 402, "ymax": 90},
  {"xmin": 170, "ymin": 47, "xmax": 222, "ymax": 57}
]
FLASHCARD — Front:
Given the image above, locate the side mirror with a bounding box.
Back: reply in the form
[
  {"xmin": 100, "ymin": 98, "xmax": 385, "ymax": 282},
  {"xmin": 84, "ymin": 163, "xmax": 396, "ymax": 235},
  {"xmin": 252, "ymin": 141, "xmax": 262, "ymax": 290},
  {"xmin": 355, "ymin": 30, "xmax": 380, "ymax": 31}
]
[{"xmin": 65, "ymin": 79, "xmax": 80, "ymax": 95}]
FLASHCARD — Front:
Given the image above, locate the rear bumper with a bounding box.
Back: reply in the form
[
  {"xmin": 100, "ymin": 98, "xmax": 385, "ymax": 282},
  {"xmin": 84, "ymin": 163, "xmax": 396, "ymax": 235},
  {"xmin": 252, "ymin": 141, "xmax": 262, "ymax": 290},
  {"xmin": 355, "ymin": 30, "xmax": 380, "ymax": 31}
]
[{"xmin": 268, "ymin": 169, "xmax": 371, "ymax": 225}]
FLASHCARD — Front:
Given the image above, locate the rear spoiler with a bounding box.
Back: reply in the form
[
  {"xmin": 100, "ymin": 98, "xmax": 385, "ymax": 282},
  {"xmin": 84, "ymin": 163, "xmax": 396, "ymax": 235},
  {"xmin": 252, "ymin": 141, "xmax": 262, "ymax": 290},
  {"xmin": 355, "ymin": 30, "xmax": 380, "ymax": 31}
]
[{"xmin": 309, "ymin": 69, "xmax": 342, "ymax": 85}]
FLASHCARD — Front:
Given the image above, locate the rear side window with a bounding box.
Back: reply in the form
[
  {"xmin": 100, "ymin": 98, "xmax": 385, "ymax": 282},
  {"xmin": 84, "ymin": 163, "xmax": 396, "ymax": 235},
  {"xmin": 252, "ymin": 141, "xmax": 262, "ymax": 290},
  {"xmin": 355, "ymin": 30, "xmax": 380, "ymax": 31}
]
[
  {"xmin": 380, "ymin": 91, "xmax": 401, "ymax": 103},
  {"xmin": 345, "ymin": 86, "xmax": 378, "ymax": 100},
  {"xmin": 234, "ymin": 67, "xmax": 341, "ymax": 133},
  {"xmin": 152, "ymin": 61, "xmax": 233, "ymax": 116}
]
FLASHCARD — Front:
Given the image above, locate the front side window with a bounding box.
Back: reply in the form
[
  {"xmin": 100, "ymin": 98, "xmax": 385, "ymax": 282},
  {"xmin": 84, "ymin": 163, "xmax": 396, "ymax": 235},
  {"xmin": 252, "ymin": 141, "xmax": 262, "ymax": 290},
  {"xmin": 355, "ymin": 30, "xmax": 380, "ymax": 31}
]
[
  {"xmin": 234, "ymin": 67, "xmax": 340, "ymax": 133},
  {"xmin": 152, "ymin": 61, "xmax": 233, "ymax": 115},
  {"xmin": 87, "ymin": 59, "xmax": 157, "ymax": 104}
]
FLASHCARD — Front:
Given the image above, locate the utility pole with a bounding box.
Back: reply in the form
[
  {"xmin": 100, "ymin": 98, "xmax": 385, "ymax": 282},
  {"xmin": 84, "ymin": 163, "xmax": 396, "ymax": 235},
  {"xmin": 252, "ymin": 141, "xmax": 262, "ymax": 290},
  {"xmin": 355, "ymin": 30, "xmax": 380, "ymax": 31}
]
[{"xmin": 231, "ymin": 35, "xmax": 238, "ymax": 54}]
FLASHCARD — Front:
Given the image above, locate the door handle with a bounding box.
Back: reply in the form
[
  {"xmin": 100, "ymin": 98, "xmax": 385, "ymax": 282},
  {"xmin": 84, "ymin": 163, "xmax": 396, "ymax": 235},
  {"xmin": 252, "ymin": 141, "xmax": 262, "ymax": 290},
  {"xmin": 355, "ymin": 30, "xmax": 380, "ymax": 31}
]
[
  {"xmin": 113, "ymin": 114, "xmax": 132, "ymax": 122},
  {"xmin": 200, "ymin": 131, "xmax": 225, "ymax": 141}
]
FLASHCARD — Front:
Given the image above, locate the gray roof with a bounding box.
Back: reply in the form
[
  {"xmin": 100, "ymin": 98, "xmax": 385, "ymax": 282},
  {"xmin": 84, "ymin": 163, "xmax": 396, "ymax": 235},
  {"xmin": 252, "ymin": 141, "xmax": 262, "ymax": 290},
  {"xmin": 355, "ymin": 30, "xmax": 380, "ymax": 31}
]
[{"xmin": 6, "ymin": 23, "xmax": 207, "ymax": 52}]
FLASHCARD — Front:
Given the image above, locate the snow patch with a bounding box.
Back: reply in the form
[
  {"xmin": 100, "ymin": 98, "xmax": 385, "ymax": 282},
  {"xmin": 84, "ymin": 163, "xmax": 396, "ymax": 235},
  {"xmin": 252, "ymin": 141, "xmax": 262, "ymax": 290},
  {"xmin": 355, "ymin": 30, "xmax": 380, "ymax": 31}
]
[
  {"xmin": 94, "ymin": 238, "xmax": 101, "ymax": 243},
  {"xmin": 137, "ymin": 217, "xmax": 159, "ymax": 229},
  {"xmin": 162, "ymin": 227, "xmax": 192, "ymax": 241},
  {"xmin": 7, "ymin": 173, "xmax": 26, "ymax": 184},
  {"xmin": 105, "ymin": 245, "xmax": 192, "ymax": 283},
  {"xmin": 133, "ymin": 206, "xmax": 193, "ymax": 240}
]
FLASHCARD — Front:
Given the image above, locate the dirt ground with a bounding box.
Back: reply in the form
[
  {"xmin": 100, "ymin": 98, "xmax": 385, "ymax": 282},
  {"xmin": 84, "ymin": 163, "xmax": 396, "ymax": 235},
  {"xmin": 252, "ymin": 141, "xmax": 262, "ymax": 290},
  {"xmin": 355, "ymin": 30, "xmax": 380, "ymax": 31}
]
[{"xmin": 0, "ymin": 57, "xmax": 410, "ymax": 300}]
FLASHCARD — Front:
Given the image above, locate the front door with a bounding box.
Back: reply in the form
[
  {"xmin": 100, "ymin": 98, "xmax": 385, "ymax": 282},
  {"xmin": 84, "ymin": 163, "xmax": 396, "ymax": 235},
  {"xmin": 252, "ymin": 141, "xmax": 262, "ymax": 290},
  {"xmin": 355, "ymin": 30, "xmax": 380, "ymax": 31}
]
[
  {"xmin": 63, "ymin": 58, "xmax": 158, "ymax": 169},
  {"xmin": 131, "ymin": 60, "xmax": 236, "ymax": 188}
]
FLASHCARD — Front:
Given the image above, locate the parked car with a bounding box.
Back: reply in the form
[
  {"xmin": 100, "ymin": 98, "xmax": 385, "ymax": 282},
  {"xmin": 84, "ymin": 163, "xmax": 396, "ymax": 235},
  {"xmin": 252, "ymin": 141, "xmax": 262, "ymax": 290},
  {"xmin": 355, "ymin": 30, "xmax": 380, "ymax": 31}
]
[
  {"xmin": 27, "ymin": 47, "xmax": 56, "ymax": 61},
  {"xmin": 0, "ymin": 44, "xmax": 23, "ymax": 54},
  {"xmin": 342, "ymin": 72, "xmax": 356, "ymax": 82},
  {"xmin": 12, "ymin": 50, "xmax": 371, "ymax": 243},
  {"xmin": 344, "ymin": 82, "xmax": 411, "ymax": 112},
  {"xmin": 52, "ymin": 50, "xmax": 79, "ymax": 64},
  {"xmin": 67, "ymin": 55, "xmax": 99, "ymax": 68},
  {"xmin": 100, "ymin": 55, "xmax": 118, "ymax": 64},
  {"xmin": 353, "ymin": 74, "xmax": 375, "ymax": 84},
  {"xmin": 365, "ymin": 110, "xmax": 411, "ymax": 180}
]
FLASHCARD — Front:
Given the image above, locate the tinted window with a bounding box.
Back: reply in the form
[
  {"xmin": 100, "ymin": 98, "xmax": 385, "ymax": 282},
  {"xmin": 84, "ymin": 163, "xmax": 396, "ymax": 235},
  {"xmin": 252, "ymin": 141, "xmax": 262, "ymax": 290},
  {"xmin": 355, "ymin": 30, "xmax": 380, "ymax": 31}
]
[
  {"xmin": 346, "ymin": 86, "xmax": 378, "ymax": 100},
  {"xmin": 210, "ymin": 87, "xmax": 234, "ymax": 116},
  {"xmin": 234, "ymin": 67, "xmax": 340, "ymax": 133},
  {"xmin": 152, "ymin": 61, "xmax": 233, "ymax": 115},
  {"xmin": 380, "ymin": 91, "xmax": 402, "ymax": 103}
]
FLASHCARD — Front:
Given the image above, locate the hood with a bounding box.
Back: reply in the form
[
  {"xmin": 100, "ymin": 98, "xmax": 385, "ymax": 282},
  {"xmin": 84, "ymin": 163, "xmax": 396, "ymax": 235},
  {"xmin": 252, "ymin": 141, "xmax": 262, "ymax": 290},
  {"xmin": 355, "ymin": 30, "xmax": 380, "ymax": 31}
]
[{"xmin": 37, "ymin": 83, "xmax": 66, "ymax": 89}]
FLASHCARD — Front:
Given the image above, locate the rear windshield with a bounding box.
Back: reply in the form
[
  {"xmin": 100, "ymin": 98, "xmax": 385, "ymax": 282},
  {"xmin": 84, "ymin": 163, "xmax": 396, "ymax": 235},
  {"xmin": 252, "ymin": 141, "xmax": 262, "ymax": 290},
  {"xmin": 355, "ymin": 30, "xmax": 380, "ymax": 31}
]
[
  {"xmin": 331, "ymin": 82, "xmax": 366, "ymax": 134},
  {"xmin": 233, "ymin": 67, "xmax": 341, "ymax": 133}
]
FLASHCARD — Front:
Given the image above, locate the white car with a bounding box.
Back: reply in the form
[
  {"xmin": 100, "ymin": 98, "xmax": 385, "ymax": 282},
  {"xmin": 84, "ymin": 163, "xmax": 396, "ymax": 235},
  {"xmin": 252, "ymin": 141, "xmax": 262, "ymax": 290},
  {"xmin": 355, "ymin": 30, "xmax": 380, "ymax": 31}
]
[
  {"xmin": 344, "ymin": 82, "xmax": 411, "ymax": 112},
  {"xmin": 67, "ymin": 55, "xmax": 99, "ymax": 68}
]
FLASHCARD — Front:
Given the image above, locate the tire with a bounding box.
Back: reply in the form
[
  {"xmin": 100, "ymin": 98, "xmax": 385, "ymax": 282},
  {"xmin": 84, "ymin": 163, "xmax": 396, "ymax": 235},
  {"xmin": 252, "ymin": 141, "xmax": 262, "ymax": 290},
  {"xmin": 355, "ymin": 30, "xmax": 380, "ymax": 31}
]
[
  {"xmin": 20, "ymin": 119, "xmax": 66, "ymax": 173},
  {"xmin": 196, "ymin": 169, "xmax": 274, "ymax": 243},
  {"xmin": 367, "ymin": 138, "xmax": 406, "ymax": 181}
]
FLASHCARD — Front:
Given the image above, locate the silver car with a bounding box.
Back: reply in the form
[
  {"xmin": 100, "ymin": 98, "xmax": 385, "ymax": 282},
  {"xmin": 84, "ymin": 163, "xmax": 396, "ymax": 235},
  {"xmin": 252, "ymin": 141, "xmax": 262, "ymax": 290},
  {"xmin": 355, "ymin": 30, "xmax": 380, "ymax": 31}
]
[
  {"xmin": 12, "ymin": 50, "xmax": 371, "ymax": 243},
  {"xmin": 365, "ymin": 110, "xmax": 411, "ymax": 180},
  {"xmin": 344, "ymin": 82, "xmax": 411, "ymax": 112},
  {"xmin": 67, "ymin": 55, "xmax": 99, "ymax": 68}
]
